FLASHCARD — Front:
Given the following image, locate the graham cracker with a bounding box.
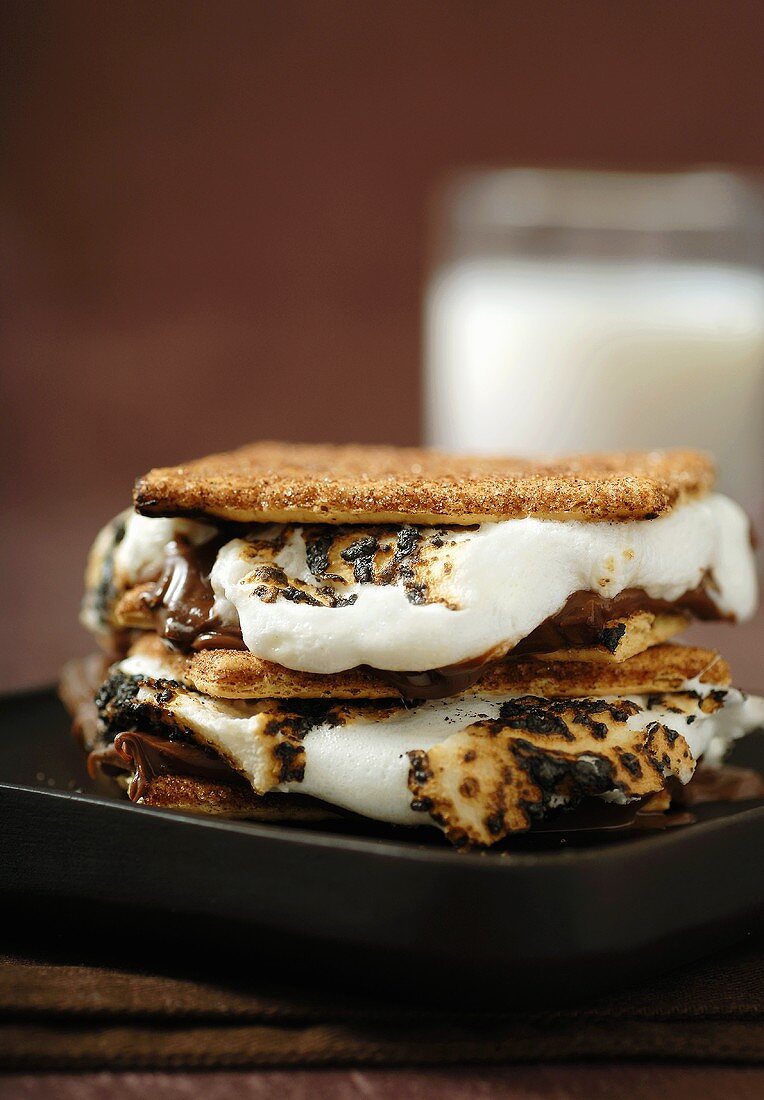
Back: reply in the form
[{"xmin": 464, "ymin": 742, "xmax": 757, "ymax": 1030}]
[
  {"xmin": 134, "ymin": 442, "xmax": 714, "ymax": 525},
  {"xmin": 128, "ymin": 633, "xmax": 730, "ymax": 700}
]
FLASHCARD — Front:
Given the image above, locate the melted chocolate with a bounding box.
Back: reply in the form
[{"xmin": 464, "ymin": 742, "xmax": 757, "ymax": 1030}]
[
  {"xmin": 369, "ymin": 647, "xmax": 508, "ymax": 700},
  {"xmin": 544, "ymin": 763, "xmax": 764, "ymax": 836},
  {"xmin": 90, "ymin": 730, "xmax": 247, "ymax": 801},
  {"xmin": 140, "ymin": 535, "xmax": 246, "ymax": 652},
  {"xmin": 533, "ymin": 797, "xmax": 695, "ymax": 834},
  {"xmin": 515, "ymin": 583, "xmax": 725, "ymax": 655}
]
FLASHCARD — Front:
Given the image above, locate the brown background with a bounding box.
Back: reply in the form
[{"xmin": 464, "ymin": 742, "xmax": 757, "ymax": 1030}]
[{"xmin": 2, "ymin": 0, "xmax": 764, "ymax": 690}]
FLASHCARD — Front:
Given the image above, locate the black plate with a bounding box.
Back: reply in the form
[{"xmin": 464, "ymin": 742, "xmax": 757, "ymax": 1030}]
[{"xmin": 1, "ymin": 687, "xmax": 763, "ymax": 1005}]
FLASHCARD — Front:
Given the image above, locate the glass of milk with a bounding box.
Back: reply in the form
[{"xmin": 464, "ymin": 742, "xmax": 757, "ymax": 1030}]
[{"xmin": 425, "ymin": 169, "xmax": 764, "ymax": 523}]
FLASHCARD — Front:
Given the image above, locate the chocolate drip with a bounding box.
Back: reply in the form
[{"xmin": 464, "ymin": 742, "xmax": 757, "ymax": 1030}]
[
  {"xmin": 90, "ymin": 730, "xmax": 247, "ymax": 801},
  {"xmin": 140, "ymin": 535, "xmax": 246, "ymax": 652}
]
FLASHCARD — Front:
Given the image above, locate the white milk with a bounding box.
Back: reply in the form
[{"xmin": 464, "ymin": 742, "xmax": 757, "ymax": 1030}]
[{"xmin": 425, "ymin": 257, "xmax": 764, "ymax": 517}]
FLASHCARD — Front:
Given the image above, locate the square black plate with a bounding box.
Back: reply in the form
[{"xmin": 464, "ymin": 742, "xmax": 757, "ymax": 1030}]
[{"xmin": 1, "ymin": 687, "xmax": 762, "ymax": 1005}]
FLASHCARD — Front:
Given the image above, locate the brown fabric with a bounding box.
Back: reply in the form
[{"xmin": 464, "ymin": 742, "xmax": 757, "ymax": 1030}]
[{"xmin": 0, "ymin": 944, "xmax": 762, "ymax": 1070}]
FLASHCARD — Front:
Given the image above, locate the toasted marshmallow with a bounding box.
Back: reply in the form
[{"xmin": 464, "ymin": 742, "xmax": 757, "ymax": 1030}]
[
  {"xmin": 210, "ymin": 493, "xmax": 755, "ymax": 672},
  {"xmin": 110, "ymin": 651, "xmax": 764, "ymax": 835},
  {"xmin": 87, "ymin": 494, "xmax": 756, "ymax": 673}
]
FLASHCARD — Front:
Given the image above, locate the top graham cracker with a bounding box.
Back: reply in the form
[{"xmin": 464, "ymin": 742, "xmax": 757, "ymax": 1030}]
[{"xmin": 133, "ymin": 442, "xmax": 715, "ymax": 525}]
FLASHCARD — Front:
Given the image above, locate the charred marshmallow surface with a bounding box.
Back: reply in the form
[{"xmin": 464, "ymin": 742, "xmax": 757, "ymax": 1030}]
[
  {"xmin": 112, "ymin": 652, "xmax": 764, "ymax": 829},
  {"xmin": 98, "ymin": 494, "xmax": 757, "ymax": 674}
]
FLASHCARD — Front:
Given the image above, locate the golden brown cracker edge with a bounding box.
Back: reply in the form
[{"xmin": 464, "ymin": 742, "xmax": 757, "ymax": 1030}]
[
  {"xmin": 127, "ymin": 634, "xmax": 730, "ymax": 701},
  {"xmin": 134, "ymin": 442, "xmax": 715, "ymax": 524}
]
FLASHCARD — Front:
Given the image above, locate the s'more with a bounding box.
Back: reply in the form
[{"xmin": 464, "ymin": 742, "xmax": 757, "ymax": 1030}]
[{"xmin": 60, "ymin": 442, "xmax": 764, "ymax": 848}]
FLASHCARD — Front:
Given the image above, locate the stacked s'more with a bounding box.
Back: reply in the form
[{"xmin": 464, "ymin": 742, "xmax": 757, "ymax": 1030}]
[{"xmin": 60, "ymin": 442, "xmax": 764, "ymax": 848}]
